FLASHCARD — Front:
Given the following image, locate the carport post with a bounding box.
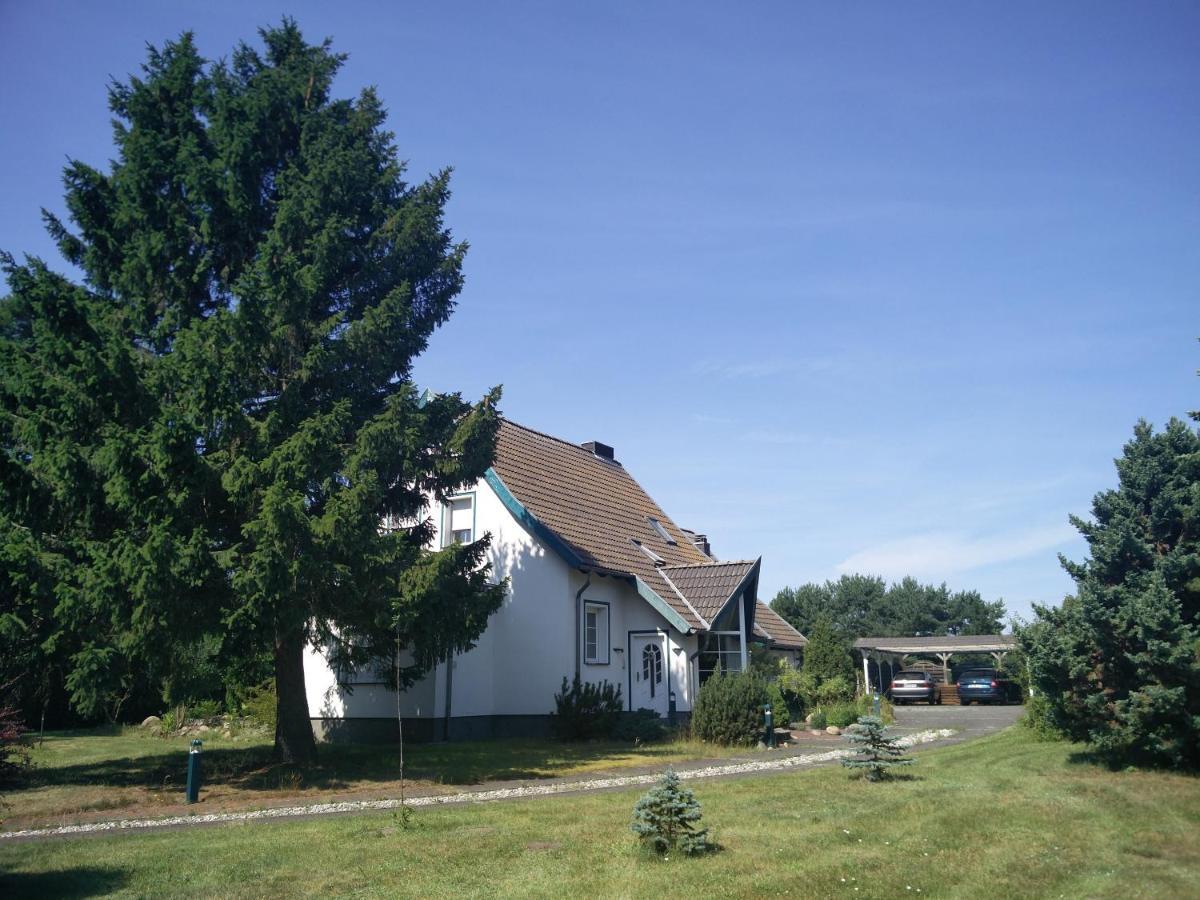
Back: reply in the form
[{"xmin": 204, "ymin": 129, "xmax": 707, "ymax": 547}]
[
  {"xmin": 936, "ymin": 652, "xmax": 952, "ymax": 685},
  {"xmin": 862, "ymin": 653, "xmax": 871, "ymax": 693}
]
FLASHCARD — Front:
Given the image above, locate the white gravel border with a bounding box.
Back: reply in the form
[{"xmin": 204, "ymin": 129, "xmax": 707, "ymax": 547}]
[{"xmin": 1, "ymin": 728, "xmax": 955, "ymax": 842}]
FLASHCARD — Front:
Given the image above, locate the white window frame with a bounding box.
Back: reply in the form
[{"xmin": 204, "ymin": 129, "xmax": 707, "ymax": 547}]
[
  {"xmin": 583, "ymin": 601, "xmax": 610, "ymax": 665},
  {"xmin": 442, "ymin": 493, "xmax": 475, "ymax": 547}
]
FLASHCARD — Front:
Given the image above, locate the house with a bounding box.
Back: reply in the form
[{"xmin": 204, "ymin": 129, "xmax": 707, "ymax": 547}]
[{"xmin": 304, "ymin": 419, "xmax": 807, "ymax": 741}]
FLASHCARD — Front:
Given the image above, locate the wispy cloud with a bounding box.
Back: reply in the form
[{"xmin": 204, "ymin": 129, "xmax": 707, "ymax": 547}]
[{"xmin": 834, "ymin": 524, "xmax": 1077, "ymax": 581}]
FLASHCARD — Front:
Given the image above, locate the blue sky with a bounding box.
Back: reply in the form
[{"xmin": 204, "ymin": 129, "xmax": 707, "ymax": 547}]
[{"xmin": 3, "ymin": 2, "xmax": 1197, "ymax": 624}]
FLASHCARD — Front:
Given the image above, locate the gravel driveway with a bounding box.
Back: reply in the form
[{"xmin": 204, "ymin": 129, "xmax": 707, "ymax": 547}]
[{"xmin": 892, "ymin": 700, "xmax": 1025, "ymax": 743}]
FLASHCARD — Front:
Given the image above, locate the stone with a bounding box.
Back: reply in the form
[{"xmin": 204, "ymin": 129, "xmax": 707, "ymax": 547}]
[
  {"xmin": 141, "ymin": 715, "xmax": 161, "ymax": 729},
  {"xmin": 825, "ymin": 725, "xmax": 841, "ymax": 735}
]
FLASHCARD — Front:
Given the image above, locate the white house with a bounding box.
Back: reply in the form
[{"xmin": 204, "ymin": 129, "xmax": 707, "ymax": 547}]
[{"xmin": 304, "ymin": 419, "xmax": 806, "ymax": 741}]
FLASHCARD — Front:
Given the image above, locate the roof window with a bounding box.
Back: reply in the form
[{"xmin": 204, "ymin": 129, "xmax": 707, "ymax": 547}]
[
  {"xmin": 631, "ymin": 539, "xmax": 665, "ymax": 566},
  {"xmin": 648, "ymin": 517, "xmax": 676, "ymax": 545}
]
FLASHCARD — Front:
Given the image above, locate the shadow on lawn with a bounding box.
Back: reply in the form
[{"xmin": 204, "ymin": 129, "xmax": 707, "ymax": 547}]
[
  {"xmin": 1, "ymin": 865, "xmax": 128, "ymax": 898},
  {"xmin": 27, "ymin": 738, "xmax": 695, "ymax": 794}
]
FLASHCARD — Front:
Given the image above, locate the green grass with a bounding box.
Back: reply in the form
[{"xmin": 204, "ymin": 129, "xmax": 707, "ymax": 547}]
[
  {"xmin": 3, "ymin": 725, "xmax": 746, "ymax": 830},
  {"xmin": 3, "ymin": 727, "xmax": 1198, "ymax": 898}
]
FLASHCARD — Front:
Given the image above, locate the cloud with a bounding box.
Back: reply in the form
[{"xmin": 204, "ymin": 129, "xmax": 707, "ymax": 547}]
[{"xmin": 834, "ymin": 524, "xmax": 1077, "ymax": 581}]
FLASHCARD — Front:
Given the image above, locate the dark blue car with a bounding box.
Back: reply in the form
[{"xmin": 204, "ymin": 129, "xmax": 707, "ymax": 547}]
[{"xmin": 957, "ymin": 668, "xmax": 1019, "ymax": 705}]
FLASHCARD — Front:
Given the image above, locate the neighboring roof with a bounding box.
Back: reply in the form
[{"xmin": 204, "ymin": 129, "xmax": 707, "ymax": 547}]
[
  {"xmin": 853, "ymin": 635, "xmax": 1016, "ymax": 654},
  {"xmin": 487, "ymin": 420, "xmax": 747, "ymax": 632},
  {"xmin": 753, "ymin": 603, "xmax": 808, "ymax": 650},
  {"xmin": 661, "ymin": 560, "xmax": 758, "ymax": 624}
]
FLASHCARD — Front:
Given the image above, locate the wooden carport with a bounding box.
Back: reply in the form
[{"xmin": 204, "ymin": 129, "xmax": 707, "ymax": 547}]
[{"xmin": 853, "ymin": 634, "xmax": 1017, "ymax": 693}]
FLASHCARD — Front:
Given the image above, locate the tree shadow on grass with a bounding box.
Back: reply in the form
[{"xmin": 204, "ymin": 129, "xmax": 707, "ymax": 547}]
[
  {"xmin": 21, "ymin": 738, "xmax": 700, "ymax": 795},
  {"xmin": 1, "ymin": 865, "xmax": 128, "ymax": 899}
]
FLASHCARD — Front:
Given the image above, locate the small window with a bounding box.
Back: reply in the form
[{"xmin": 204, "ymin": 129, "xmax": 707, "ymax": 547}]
[
  {"xmin": 648, "ymin": 517, "xmax": 677, "ymax": 545},
  {"xmin": 584, "ymin": 602, "xmax": 609, "ymax": 664},
  {"xmin": 443, "ymin": 496, "xmax": 473, "ymax": 546}
]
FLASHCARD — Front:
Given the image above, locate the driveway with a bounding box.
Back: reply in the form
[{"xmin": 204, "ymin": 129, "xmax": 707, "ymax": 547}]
[{"xmin": 891, "ymin": 700, "xmax": 1024, "ymax": 742}]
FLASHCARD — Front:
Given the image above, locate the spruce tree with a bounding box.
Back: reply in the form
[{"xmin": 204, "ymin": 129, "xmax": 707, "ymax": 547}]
[
  {"xmin": 631, "ymin": 768, "xmax": 711, "ymax": 855},
  {"xmin": 841, "ymin": 715, "xmax": 913, "ymax": 782},
  {"xmin": 0, "ymin": 21, "xmax": 505, "ymax": 762},
  {"xmin": 1020, "ymin": 418, "xmax": 1200, "ymax": 769}
]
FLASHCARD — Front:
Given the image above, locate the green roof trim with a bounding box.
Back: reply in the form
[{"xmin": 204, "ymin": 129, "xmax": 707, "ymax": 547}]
[
  {"xmin": 634, "ymin": 576, "xmax": 694, "ymax": 634},
  {"xmin": 483, "ymin": 468, "xmax": 586, "ymax": 569}
]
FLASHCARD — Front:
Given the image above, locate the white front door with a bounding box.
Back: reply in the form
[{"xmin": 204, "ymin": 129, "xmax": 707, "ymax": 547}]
[{"xmin": 631, "ymin": 634, "xmax": 669, "ymax": 715}]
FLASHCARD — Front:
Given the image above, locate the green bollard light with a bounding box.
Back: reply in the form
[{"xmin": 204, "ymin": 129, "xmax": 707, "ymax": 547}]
[
  {"xmin": 764, "ymin": 704, "xmax": 776, "ymax": 748},
  {"xmin": 186, "ymin": 739, "xmax": 203, "ymax": 804}
]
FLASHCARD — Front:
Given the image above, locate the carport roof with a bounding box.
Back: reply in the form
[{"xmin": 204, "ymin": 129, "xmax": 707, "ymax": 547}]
[{"xmin": 853, "ymin": 635, "xmax": 1016, "ymax": 654}]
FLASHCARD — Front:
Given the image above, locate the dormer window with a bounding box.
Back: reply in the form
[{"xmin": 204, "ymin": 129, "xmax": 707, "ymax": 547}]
[
  {"xmin": 443, "ymin": 495, "xmax": 474, "ymax": 546},
  {"xmin": 648, "ymin": 517, "xmax": 676, "ymax": 545}
]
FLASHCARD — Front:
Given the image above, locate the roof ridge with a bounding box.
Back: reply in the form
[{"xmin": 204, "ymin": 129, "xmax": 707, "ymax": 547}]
[
  {"xmin": 662, "ymin": 559, "xmax": 756, "ymax": 570},
  {"xmin": 501, "ymin": 417, "xmax": 608, "ymax": 456}
]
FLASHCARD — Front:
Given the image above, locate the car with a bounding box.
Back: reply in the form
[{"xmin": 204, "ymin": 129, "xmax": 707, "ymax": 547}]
[
  {"xmin": 888, "ymin": 670, "xmax": 941, "ymax": 705},
  {"xmin": 956, "ymin": 668, "xmax": 1019, "ymax": 705}
]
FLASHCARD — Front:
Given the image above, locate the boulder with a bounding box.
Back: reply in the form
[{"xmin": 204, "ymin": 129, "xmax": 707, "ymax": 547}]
[
  {"xmin": 141, "ymin": 715, "xmax": 162, "ymax": 729},
  {"xmin": 825, "ymin": 725, "xmax": 841, "ymax": 736}
]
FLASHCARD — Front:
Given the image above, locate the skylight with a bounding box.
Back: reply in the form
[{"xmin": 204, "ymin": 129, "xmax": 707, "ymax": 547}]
[
  {"xmin": 648, "ymin": 517, "xmax": 676, "ymax": 545},
  {"xmin": 631, "ymin": 538, "xmax": 665, "ymax": 566}
]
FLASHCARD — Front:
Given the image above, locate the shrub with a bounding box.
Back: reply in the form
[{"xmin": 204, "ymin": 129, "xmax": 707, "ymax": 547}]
[
  {"xmin": 552, "ymin": 676, "xmax": 623, "ymax": 740},
  {"xmin": 809, "ymin": 709, "xmax": 827, "ymax": 731},
  {"xmin": 765, "ymin": 679, "xmax": 791, "ymax": 727},
  {"xmin": 778, "ymin": 665, "xmax": 853, "ymax": 714},
  {"xmin": 241, "ymin": 680, "xmax": 277, "ymax": 730},
  {"xmin": 189, "ymin": 699, "xmax": 223, "ymax": 720},
  {"xmin": 691, "ymin": 671, "xmax": 770, "ymax": 746},
  {"xmin": 613, "ymin": 708, "xmax": 666, "ymax": 744},
  {"xmin": 1021, "ymin": 693, "xmax": 1066, "ymax": 741},
  {"xmin": 841, "ymin": 715, "xmax": 913, "ymax": 782},
  {"xmin": 631, "ymin": 768, "xmax": 711, "ymax": 856},
  {"xmin": 0, "ymin": 705, "xmax": 31, "ymax": 787},
  {"xmin": 826, "ymin": 702, "xmax": 860, "ymax": 729}
]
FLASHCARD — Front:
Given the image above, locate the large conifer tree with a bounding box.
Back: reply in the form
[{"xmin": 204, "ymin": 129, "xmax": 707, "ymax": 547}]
[{"xmin": 0, "ymin": 21, "xmax": 505, "ymax": 762}]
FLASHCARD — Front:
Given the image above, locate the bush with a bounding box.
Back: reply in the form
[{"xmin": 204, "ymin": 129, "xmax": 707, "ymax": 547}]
[
  {"xmin": 240, "ymin": 680, "xmax": 277, "ymax": 730},
  {"xmin": 613, "ymin": 708, "xmax": 666, "ymax": 744},
  {"xmin": 1021, "ymin": 693, "xmax": 1066, "ymax": 741},
  {"xmin": 631, "ymin": 768, "xmax": 711, "ymax": 855},
  {"xmin": 765, "ymin": 679, "xmax": 790, "ymax": 727},
  {"xmin": 189, "ymin": 699, "xmax": 223, "ymax": 720},
  {"xmin": 552, "ymin": 676, "xmax": 623, "ymax": 740},
  {"xmin": 809, "ymin": 709, "xmax": 827, "ymax": 731},
  {"xmin": 825, "ymin": 702, "xmax": 860, "ymax": 729},
  {"xmin": 691, "ymin": 671, "xmax": 770, "ymax": 746},
  {"xmin": 0, "ymin": 706, "xmax": 31, "ymax": 787}
]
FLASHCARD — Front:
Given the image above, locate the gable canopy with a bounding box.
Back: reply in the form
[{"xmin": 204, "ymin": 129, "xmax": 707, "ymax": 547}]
[
  {"xmin": 753, "ymin": 603, "xmax": 808, "ymax": 650},
  {"xmin": 486, "ymin": 419, "xmax": 761, "ymax": 634}
]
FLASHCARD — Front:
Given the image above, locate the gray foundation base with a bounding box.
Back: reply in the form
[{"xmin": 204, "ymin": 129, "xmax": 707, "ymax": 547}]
[{"xmin": 312, "ymin": 710, "xmax": 690, "ymax": 744}]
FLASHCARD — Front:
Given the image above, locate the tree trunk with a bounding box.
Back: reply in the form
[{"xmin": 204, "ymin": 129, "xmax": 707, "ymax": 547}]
[{"xmin": 274, "ymin": 627, "xmax": 318, "ymax": 765}]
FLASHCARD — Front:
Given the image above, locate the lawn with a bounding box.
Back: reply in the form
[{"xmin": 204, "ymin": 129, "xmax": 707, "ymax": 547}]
[
  {"xmin": 1, "ymin": 725, "xmax": 752, "ymax": 830},
  {"xmin": 2, "ymin": 727, "xmax": 1198, "ymax": 898}
]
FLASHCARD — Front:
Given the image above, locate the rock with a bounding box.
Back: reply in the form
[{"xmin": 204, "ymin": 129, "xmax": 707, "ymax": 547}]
[
  {"xmin": 197, "ymin": 724, "xmax": 211, "ymax": 733},
  {"xmin": 141, "ymin": 715, "xmax": 162, "ymax": 729},
  {"xmin": 825, "ymin": 725, "xmax": 841, "ymax": 735},
  {"xmin": 804, "ymin": 712, "xmax": 814, "ymax": 725},
  {"xmin": 809, "ymin": 730, "xmax": 822, "ymax": 736}
]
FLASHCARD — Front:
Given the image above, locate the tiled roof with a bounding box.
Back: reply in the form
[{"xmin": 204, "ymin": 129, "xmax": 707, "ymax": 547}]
[
  {"xmin": 660, "ymin": 561, "xmax": 758, "ymax": 623},
  {"xmin": 753, "ymin": 603, "xmax": 808, "ymax": 650},
  {"xmin": 490, "ymin": 420, "xmax": 746, "ymax": 631}
]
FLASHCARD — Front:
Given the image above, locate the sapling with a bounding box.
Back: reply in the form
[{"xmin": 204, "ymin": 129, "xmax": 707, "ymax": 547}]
[
  {"xmin": 841, "ymin": 715, "xmax": 913, "ymax": 782},
  {"xmin": 631, "ymin": 768, "xmax": 711, "ymax": 855}
]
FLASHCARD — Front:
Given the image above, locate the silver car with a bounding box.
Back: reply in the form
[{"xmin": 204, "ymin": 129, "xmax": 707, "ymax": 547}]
[{"xmin": 889, "ymin": 670, "xmax": 941, "ymax": 705}]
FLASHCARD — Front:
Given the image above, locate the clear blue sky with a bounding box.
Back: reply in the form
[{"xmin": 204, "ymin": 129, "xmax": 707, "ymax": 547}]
[{"xmin": 3, "ymin": 2, "xmax": 1197, "ymax": 624}]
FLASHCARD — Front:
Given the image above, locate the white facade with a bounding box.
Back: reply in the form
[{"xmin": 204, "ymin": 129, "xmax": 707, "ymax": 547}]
[{"xmin": 303, "ymin": 473, "xmax": 715, "ymax": 739}]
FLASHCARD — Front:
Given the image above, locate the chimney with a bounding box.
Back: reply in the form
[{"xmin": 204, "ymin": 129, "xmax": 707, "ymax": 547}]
[
  {"xmin": 582, "ymin": 440, "xmax": 615, "ymax": 461},
  {"xmin": 691, "ymin": 533, "xmax": 712, "ymax": 558}
]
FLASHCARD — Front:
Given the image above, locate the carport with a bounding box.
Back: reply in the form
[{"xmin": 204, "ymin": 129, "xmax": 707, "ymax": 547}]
[{"xmin": 853, "ymin": 635, "xmax": 1017, "ymax": 693}]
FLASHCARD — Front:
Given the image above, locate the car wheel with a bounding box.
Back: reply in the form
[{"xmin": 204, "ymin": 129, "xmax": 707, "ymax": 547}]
[{"xmin": 960, "ymin": 698, "xmax": 970, "ymax": 706}]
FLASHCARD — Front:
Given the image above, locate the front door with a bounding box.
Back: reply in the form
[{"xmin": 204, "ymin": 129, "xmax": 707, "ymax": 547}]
[{"xmin": 631, "ymin": 633, "xmax": 669, "ymax": 715}]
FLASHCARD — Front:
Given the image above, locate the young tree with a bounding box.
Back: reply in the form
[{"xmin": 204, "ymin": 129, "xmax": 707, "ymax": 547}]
[
  {"xmin": 631, "ymin": 768, "xmax": 711, "ymax": 855},
  {"xmin": 841, "ymin": 715, "xmax": 913, "ymax": 782},
  {"xmin": 0, "ymin": 22, "xmax": 505, "ymax": 763},
  {"xmin": 1020, "ymin": 418, "xmax": 1200, "ymax": 769}
]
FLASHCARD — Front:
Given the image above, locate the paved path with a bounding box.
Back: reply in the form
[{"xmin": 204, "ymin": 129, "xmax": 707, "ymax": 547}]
[{"xmin": 0, "ymin": 704, "xmax": 1023, "ymax": 843}]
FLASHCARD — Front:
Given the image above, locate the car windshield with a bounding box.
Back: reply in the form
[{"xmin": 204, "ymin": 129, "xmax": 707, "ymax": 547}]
[{"xmin": 961, "ymin": 670, "xmax": 995, "ymax": 679}]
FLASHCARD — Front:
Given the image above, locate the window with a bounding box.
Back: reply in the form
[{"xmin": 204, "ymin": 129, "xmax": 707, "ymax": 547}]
[
  {"xmin": 697, "ymin": 633, "xmax": 744, "ymax": 684},
  {"xmin": 443, "ymin": 495, "xmax": 474, "ymax": 546},
  {"xmin": 642, "ymin": 643, "xmax": 663, "ymax": 696},
  {"xmin": 584, "ymin": 602, "xmax": 609, "ymax": 664},
  {"xmin": 647, "ymin": 517, "xmax": 677, "ymax": 545}
]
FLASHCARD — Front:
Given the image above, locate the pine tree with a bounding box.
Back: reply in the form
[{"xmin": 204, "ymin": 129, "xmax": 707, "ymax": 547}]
[
  {"xmin": 840, "ymin": 715, "xmax": 913, "ymax": 782},
  {"xmin": 0, "ymin": 21, "xmax": 505, "ymax": 762},
  {"xmin": 1020, "ymin": 418, "xmax": 1200, "ymax": 769},
  {"xmin": 631, "ymin": 768, "xmax": 711, "ymax": 856}
]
